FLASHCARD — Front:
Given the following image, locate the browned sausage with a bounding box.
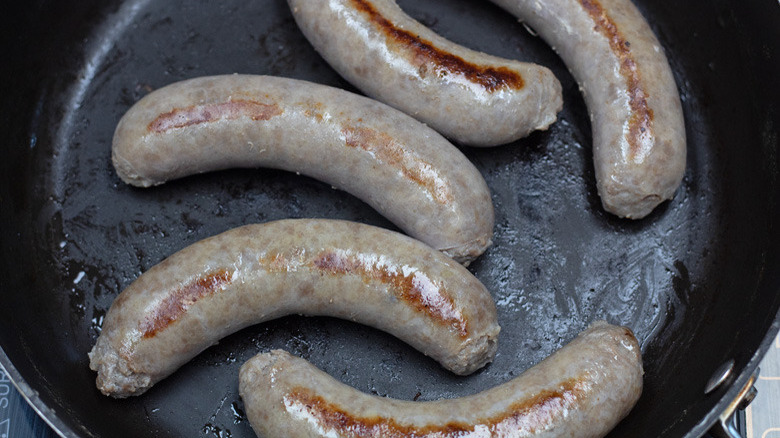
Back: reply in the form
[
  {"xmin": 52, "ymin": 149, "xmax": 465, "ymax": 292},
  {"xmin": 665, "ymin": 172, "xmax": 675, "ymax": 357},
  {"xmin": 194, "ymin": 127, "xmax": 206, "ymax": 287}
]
[
  {"xmin": 111, "ymin": 75, "xmax": 494, "ymax": 263},
  {"xmin": 239, "ymin": 321, "xmax": 643, "ymax": 437},
  {"xmin": 287, "ymin": 0, "xmax": 563, "ymax": 146},
  {"xmin": 89, "ymin": 219, "xmax": 500, "ymax": 398},
  {"xmin": 491, "ymin": 0, "xmax": 686, "ymax": 218}
]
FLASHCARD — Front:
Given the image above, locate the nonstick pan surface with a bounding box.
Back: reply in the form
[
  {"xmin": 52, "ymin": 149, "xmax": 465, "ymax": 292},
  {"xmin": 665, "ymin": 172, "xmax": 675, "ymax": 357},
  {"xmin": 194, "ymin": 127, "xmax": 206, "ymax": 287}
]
[{"xmin": 1, "ymin": 0, "xmax": 779, "ymax": 437}]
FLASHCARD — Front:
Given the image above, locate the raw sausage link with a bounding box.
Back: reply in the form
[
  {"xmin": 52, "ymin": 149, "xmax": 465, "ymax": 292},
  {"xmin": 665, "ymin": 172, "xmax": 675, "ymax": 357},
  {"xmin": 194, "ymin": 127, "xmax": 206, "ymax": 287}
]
[
  {"xmin": 490, "ymin": 0, "xmax": 686, "ymax": 218},
  {"xmin": 88, "ymin": 219, "xmax": 501, "ymax": 398},
  {"xmin": 239, "ymin": 321, "xmax": 643, "ymax": 438},
  {"xmin": 111, "ymin": 74, "xmax": 494, "ymax": 263},
  {"xmin": 287, "ymin": 0, "xmax": 562, "ymax": 147}
]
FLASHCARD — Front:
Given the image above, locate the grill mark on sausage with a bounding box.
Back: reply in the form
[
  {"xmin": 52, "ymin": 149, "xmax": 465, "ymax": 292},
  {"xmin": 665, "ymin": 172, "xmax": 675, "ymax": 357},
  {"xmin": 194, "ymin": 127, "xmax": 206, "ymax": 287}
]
[
  {"xmin": 147, "ymin": 100, "xmax": 283, "ymax": 133},
  {"xmin": 283, "ymin": 378, "xmax": 587, "ymax": 436},
  {"xmin": 257, "ymin": 248, "xmax": 468, "ymax": 337},
  {"xmin": 140, "ymin": 270, "xmax": 234, "ymax": 338},
  {"xmin": 579, "ymin": 0, "xmax": 654, "ymax": 161},
  {"xmin": 313, "ymin": 250, "xmax": 468, "ymax": 337},
  {"xmin": 342, "ymin": 126, "xmax": 453, "ymax": 204},
  {"xmin": 347, "ymin": 0, "xmax": 524, "ymax": 92}
]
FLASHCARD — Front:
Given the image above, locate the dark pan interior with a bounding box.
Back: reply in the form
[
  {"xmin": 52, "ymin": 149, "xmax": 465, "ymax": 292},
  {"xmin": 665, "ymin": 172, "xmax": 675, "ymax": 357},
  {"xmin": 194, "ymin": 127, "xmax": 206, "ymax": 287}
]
[{"xmin": 1, "ymin": 0, "xmax": 779, "ymax": 437}]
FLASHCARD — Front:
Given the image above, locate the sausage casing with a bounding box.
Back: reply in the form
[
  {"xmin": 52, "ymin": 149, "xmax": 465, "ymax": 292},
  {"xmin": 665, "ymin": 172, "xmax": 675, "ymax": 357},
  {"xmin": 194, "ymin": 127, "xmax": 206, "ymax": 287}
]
[
  {"xmin": 287, "ymin": 0, "xmax": 563, "ymax": 147},
  {"xmin": 88, "ymin": 219, "xmax": 501, "ymax": 398},
  {"xmin": 490, "ymin": 0, "xmax": 686, "ymax": 218},
  {"xmin": 112, "ymin": 74, "xmax": 494, "ymax": 263},
  {"xmin": 239, "ymin": 321, "xmax": 643, "ymax": 438}
]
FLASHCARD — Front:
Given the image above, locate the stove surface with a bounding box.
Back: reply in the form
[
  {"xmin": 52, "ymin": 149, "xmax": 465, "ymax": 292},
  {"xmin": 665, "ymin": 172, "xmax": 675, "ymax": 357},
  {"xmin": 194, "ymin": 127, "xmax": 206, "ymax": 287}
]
[{"xmin": 746, "ymin": 332, "xmax": 780, "ymax": 438}]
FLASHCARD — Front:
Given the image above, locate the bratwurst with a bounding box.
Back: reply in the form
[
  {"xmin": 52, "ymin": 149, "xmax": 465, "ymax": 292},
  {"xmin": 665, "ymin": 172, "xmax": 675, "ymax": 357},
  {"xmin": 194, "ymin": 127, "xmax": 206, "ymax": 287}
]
[
  {"xmin": 490, "ymin": 0, "xmax": 686, "ymax": 218},
  {"xmin": 111, "ymin": 75, "xmax": 494, "ymax": 263},
  {"xmin": 89, "ymin": 219, "xmax": 501, "ymax": 398},
  {"xmin": 239, "ymin": 321, "xmax": 643, "ymax": 438},
  {"xmin": 287, "ymin": 0, "xmax": 562, "ymax": 147}
]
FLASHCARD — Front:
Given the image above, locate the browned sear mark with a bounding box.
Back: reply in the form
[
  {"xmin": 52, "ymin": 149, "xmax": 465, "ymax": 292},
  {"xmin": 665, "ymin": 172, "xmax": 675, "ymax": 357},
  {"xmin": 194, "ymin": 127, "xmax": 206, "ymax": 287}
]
[
  {"xmin": 285, "ymin": 378, "xmax": 586, "ymax": 436},
  {"xmin": 302, "ymin": 101, "xmax": 327, "ymax": 123},
  {"xmin": 348, "ymin": 0, "xmax": 524, "ymax": 92},
  {"xmin": 255, "ymin": 247, "xmax": 467, "ymax": 336},
  {"xmin": 140, "ymin": 270, "xmax": 234, "ymax": 338},
  {"xmin": 342, "ymin": 126, "xmax": 453, "ymax": 204},
  {"xmin": 312, "ymin": 250, "xmax": 468, "ymax": 337},
  {"xmin": 579, "ymin": 0, "xmax": 654, "ymax": 159},
  {"xmin": 148, "ymin": 100, "xmax": 282, "ymax": 133}
]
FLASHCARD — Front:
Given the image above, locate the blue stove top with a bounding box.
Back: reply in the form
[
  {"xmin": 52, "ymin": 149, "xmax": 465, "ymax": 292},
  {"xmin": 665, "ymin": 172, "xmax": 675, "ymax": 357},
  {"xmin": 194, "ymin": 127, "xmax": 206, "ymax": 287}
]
[{"xmin": 0, "ymin": 368, "xmax": 56, "ymax": 438}]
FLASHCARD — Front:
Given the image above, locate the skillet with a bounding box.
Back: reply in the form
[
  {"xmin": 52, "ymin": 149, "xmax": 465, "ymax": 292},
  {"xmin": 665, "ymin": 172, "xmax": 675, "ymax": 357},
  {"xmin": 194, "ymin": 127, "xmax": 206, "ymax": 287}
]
[{"xmin": 1, "ymin": 0, "xmax": 779, "ymax": 437}]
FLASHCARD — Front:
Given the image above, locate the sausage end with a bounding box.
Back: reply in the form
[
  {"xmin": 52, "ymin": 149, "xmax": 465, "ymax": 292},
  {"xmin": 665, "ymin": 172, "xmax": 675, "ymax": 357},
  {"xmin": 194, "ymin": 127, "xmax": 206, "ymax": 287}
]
[
  {"xmin": 440, "ymin": 235, "xmax": 493, "ymax": 266},
  {"xmin": 88, "ymin": 337, "xmax": 153, "ymax": 398},
  {"xmin": 448, "ymin": 328, "xmax": 500, "ymax": 375}
]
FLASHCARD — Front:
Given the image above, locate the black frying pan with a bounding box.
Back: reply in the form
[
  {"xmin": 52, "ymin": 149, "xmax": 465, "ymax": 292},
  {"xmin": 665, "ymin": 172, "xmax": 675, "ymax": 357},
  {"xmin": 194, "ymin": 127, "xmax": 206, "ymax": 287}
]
[{"xmin": 1, "ymin": 0, "xmax": 778, "ymax": 437}]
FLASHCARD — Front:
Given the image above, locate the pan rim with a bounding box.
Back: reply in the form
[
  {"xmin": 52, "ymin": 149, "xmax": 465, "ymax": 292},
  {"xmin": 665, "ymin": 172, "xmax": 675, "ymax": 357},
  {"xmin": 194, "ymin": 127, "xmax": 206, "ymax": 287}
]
[
  {"xmin": 0, "ymin": 347, "xmax": 75, "ymax": 438},
  {"xmin": 685, "ymin": 313, "xmax": 780, "ymax": 437}
]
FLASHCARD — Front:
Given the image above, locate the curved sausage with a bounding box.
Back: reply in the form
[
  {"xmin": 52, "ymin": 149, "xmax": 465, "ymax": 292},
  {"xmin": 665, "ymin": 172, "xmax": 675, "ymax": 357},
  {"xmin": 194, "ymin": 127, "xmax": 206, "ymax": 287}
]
[
  {"xmin": 490, "ymin": 0, "xmax": 686, "ymax": 218},
  {"xmin": 287, "ymin": 0, "xmax": 563, "ymax": 147},
  {"xmin": 88, "ymin": 219, "xmax": 501, "ymax": 398},
  {"xmin": 111, "ymin": 74, "xmax": 494, "ymax": 263},
  {"xmin": 239, "ymin": 321, "xmax": 643, "ymax": 438}
]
